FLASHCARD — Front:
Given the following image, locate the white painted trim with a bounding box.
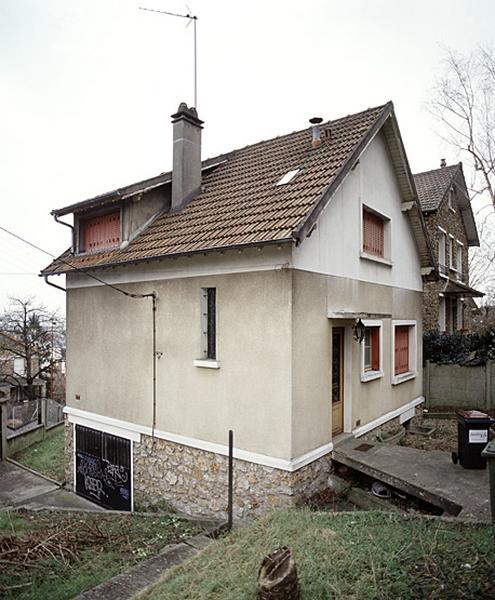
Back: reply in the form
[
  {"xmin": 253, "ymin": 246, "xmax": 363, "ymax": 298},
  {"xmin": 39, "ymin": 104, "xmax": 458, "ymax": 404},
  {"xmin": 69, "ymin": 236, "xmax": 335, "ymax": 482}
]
[
  {"xmin": 65, "ymin": 407, "xmax": 141, "ymax": 442},
  {"xmin": 193, "ymin": 359, "xmax": 220, "ymax": 369},
  {"xmin": 359, "ymin": 252, "xmax": 393, "ymax": 267},
  {"xmin": 360, "ymin": 320, "xmax": 384, "ymax": 382},
  {"xmin": 343, "ymin": 326, "xmax": 353, "ymax": 433},
  {"xmin": 352, "ymin": 396, "xmax": 424, "ymax": 438},
  {"xmin": 73, "ymin": 422, "xmax": 76, "ymax": 493},
  {"xmin": 64, "ymin": 406, "xmax": 332, "ymax": 472},
  {"xmin": 391, "ymin": 320, "xmax": 417, "ymax": 385}
]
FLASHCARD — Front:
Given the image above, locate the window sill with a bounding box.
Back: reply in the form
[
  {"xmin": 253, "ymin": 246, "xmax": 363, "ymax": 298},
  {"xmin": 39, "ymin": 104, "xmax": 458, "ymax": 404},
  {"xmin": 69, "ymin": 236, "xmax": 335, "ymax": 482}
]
[
  {"xmin": 360, "ymin": 252, "xmax": 393, "ymax": 267},
  {"xmin": 194, "ymin": 359, "xmax": 220, "ymax": 369},
  {"xmin": 361, "ymin": 370, "xmax": 384, "ymax": 383},
  {"xmin": 392, "ymin": 371, "xmax": 417, "ymax": 385}
]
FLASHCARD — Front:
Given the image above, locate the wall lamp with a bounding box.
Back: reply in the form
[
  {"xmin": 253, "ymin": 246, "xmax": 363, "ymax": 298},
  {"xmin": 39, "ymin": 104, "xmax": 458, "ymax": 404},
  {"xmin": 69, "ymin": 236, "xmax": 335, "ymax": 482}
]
[{"xmin": 352, "ymin": 318, "xmax": 366, "ymax": 344}]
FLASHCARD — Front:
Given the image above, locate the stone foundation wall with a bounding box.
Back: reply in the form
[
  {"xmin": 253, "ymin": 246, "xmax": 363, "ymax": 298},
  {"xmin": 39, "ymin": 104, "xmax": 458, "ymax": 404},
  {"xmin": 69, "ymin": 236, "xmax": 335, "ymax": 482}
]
[
  {"xmin": 133, "ymin": 435, "xmax": 332, "ymax": 519},
  {"xmin": 64, "ymin": 417, "xmax": 74, "ymax": 488}
]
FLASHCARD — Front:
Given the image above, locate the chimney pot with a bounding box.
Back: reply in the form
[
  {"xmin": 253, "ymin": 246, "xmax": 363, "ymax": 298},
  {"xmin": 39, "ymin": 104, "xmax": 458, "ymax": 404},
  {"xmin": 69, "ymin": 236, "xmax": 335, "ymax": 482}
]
[
  {"xmin": 310, "ymin": 117, "xmax": 323, "ymax": 149},
  {"xmin": 171, "ymin": 102, "xmax": 204, "ymax": 211},
  {"xmin": 440, "ymin": 158, "xmax": 447, "ymax": 168}
]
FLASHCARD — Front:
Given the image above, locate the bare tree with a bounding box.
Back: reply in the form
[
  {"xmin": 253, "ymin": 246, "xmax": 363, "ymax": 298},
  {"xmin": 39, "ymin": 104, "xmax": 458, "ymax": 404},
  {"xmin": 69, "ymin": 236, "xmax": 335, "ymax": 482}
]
[
  {"xmin": 428, "ymin": 47, "xmax": 495, "ymax": 297},
  {"xmin": 0, "ymin": 297, "xmax": 65, "ymax": 401}
]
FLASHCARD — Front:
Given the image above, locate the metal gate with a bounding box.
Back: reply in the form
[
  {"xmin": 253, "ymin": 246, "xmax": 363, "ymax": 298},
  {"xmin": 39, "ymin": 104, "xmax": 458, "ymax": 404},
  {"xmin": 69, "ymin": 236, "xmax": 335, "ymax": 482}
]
[{"xmin": 75, "ymin": 424, "xmax": 131, "ymax": 511}]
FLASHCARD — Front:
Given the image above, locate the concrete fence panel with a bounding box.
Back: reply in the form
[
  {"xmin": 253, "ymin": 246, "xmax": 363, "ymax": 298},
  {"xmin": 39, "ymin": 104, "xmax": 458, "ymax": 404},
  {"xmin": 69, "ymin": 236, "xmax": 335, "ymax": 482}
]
[{"xmin": 424, "ymin": 361, "xmax": 495, "ymax": 411}]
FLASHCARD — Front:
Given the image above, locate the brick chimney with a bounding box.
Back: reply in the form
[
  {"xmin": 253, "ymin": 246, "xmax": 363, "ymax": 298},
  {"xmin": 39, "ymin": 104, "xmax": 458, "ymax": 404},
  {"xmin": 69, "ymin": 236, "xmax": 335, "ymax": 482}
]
[{"xmin": 171, "ymin": 102, "xmax": 204, "ymax": 210}]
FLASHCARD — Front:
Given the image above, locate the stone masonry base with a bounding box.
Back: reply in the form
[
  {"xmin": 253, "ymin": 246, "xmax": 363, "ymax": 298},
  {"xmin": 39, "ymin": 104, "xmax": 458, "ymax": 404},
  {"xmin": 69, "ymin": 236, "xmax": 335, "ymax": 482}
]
[
  {"xmin": 64, "ymin": 418, "xmax": 332, "ymax": 519},
  {"xmin": 133, "ymin": 435, "xmax": 332, "ymax": 519}
]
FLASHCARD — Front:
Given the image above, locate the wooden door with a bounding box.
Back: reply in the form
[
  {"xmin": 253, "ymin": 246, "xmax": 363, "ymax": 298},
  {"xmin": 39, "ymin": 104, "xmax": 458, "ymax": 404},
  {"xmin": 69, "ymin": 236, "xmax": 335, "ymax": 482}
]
[{"xmin": 332, "ymin": 328, "xmax": 344, "ymax": 435}]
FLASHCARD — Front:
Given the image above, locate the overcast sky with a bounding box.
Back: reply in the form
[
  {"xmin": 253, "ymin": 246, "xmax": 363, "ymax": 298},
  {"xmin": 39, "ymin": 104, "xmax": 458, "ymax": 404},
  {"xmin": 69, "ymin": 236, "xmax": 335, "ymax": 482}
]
[{"xmin": 1, "ymin": 0, "xmax": 494, "ymax": 315}]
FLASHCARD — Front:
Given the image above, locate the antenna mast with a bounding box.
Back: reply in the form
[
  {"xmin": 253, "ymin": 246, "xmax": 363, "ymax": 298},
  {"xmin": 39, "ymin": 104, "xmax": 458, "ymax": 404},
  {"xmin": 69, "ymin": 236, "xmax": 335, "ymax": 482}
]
[{"xmin": 139, "ymin": 6, "xmax": 198, "ymax": 108}]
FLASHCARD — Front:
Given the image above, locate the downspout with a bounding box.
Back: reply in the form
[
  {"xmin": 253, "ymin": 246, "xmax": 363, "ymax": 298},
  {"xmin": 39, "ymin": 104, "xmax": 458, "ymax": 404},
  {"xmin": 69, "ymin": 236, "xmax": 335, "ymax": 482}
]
[
  {"xmin": 44, "ymin": 275, "xmax": 66, "ymax": 293},
  {"xmin": 52, "ymin": 212, "xmax": 75, "ymax": 252}
]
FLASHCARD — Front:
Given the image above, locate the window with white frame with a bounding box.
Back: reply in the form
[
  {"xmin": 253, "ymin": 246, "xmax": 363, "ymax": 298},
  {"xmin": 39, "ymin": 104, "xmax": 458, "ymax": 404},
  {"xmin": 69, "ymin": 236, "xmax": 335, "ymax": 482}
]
[
  {"xmin": 361, "ymin": 206, "xmax": 391, "ymax": 264},
  {"xmin": 13, "ymin": 357, "xmax": 26, "ymax": 375},
  {"xmin": 456, "ymin": 241, "xmax": 463, "ymax": 280},
  {"xmin": 438, "ymin": 229, "xmax": 447, "ymax": 276},
  {"xmin": 448, "ymin": 235, "xmax": 455, "ymax": 269},
  {"xmin": 200, "ymin": 288, "xmax": 216, "ymax": 360},
  {"xmin": 361, "ymin": 321, "xmax": 383, "ymax": 382},
  {"xmin": 448, "ymin": 187, "xmax": 456, "ymax": 211},
  {"xmin": 392, "ymin": 321, "xmax": 417, "ymax": 384},
  {"xmin": 439, "ymin": 296, "xmax": 446, "ymax": 332}
]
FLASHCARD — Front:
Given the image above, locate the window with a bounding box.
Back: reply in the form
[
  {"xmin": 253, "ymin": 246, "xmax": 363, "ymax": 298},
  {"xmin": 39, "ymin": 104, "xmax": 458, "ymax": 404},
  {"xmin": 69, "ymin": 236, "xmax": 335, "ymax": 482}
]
[
  {"xmin": 361, "ymin": 321, "xmax": 383, "ymax": 382},
  {"xmin": 80, "ymin": 211, "xmax": 121, "ymax": 253},
  {"xmin": 363, "ymin": 210, "xmax": 384, "ymax": 258},
  {"xmin": 457, "ymin": 299, "xmax": 464, "ymax": 331},
  {"xmin": 439, "ymin": 296, "xmax": 446, "ymax": 332},
  {"xmin": 438, "ymin": 229, "xmax": 447, "ymax": 276},
  {"xmin": 448, "ymin": 187, "xmax": 456, "ymax": 211},
  {"xmin": 392, "ymin": 321, "xmax": 417, "ymax": 384},
  {"xmin": 448, "ymin": 235, "xmax": 455, "ymax": 269},
  {"xmin": 276, "ymin": 169, "xmax": 300, "ymax": 185},
  {"xmin": 195, "ymin": 287, "xmax": 218, "ymax": 368},
  {"xmin": 456, "ymin": 241, "xmax": 463, "ymax": 280},
  {"xmin": 13, "ymin": 357, "xmax": 26, "ymax": 376}
]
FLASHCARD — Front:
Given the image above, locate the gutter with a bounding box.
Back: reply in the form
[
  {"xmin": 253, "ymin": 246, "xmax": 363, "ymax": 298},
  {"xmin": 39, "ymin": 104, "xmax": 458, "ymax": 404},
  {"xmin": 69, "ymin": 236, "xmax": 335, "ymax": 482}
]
[{"xmin": 52, "ymin": 213, "xmax": 75, "ymax": 252}]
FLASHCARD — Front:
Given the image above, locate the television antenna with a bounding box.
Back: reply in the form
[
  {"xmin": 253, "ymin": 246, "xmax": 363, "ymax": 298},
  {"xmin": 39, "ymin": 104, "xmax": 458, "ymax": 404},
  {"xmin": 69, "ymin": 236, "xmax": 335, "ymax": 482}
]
[{"xmin": 139, "ymin": 6, "xmax": 198, "ymax": 109}]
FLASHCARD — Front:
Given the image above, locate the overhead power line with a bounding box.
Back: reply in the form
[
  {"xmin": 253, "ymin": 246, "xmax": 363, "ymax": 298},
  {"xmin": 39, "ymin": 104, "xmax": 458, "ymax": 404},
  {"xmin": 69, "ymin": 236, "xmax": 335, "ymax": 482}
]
[{"xmin": 0, "ymin": 225, "xmax": 155, "ymax": 300}]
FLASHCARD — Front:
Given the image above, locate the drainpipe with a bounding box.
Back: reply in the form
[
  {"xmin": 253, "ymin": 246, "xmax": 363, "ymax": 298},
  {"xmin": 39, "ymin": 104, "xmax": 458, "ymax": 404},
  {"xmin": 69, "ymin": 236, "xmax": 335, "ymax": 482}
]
[
  {"xmin": 44, "ymin": 276, "xmax": 66, "ymax": 293},
  {"xmin": 52, "ymin": 212, "xmax": 75, "ymax": 253}
]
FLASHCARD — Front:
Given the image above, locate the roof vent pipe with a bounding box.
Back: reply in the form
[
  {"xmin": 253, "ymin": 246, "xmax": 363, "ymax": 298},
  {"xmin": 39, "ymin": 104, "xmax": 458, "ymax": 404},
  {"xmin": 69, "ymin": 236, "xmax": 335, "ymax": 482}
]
[
  {"xmin": 440, "ymin": 158, "xmax": 447, "ymax": 168},
  {"xmin": 310, "ymin": 117, "xmax": 323, "ymax": 148}
]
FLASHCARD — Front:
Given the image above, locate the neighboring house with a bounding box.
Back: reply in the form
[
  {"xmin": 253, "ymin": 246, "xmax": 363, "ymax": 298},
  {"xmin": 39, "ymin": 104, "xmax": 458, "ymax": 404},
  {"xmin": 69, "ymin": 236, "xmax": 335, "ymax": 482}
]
[
  {"xmin": 414, "ymin": 162, "xmax": 483, "ymax": 332},
  {"xmin": 42, "ymin": 101, "xmax": 434, "ymax": 516},
  {"xmin": 0, "ymin": 332, "xmax": 45, "ymax": 403}
]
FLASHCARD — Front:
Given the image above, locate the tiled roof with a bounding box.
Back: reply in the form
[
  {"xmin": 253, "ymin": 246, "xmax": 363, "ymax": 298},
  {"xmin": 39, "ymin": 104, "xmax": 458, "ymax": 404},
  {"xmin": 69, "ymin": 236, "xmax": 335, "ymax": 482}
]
[
  {"xmin": 413, "ymin": 164, "xmax": 459, "ymax": 212},
  {"xmin": 43, "ymin": 104, "xmax": 390, "ymax": 275}
]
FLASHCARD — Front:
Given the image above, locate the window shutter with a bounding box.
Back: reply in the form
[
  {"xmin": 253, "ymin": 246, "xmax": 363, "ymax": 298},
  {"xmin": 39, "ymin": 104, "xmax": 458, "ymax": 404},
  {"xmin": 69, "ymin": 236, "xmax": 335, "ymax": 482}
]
[
  {"xmin": 394, "ymin": 326, "xmax": 409, "ymax": 375},
  {"xmin": 371, "ymin": 328, "xmax": 380, "ymax": 371},
  {"xmin": 363, "ymin": 211, "xmax": 384, "ymax": 257},
  {"xmin": 81, "ymin": 211, "xmax": 121, "ymax": 252}
]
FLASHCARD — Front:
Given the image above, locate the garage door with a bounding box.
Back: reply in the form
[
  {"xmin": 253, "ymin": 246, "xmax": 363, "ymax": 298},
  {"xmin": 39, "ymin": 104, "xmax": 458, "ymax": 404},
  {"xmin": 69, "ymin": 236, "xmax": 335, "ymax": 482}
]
[{"xmin": 75, "ymin": 424, "xmax": 131, "ymax": 511}]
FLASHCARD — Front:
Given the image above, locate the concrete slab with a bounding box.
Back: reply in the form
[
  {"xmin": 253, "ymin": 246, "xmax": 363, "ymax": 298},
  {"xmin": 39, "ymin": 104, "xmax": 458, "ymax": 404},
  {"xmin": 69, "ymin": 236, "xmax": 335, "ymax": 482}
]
[
  {"xmin": 76, "ymin": 542, "xmax": 199, "ymax": 600},
  {"xmin": 0, "ymin": 460, "xmax": 58, "ymax": 506},
  {"xmin": 21, "ymin": 488, "xmax": 106, "ymax": 512},
  {"xmin": 333, "ymin": 439, "xmax": 490, "ymax": 521}
]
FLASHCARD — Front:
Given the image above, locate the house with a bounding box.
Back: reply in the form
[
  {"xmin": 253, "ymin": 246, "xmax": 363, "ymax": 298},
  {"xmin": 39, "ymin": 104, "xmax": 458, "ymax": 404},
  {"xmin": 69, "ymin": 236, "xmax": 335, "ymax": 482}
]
[
  {"xmin": 0, "ymin": 332, "xmax": 46, "ymax": 404},
  {"xmin": 42, "ymin": 101, "xmax": 434, "ymax": 516},
  {"xmin": 413, "ymin": 162, "xmax": 483, "ymax": 332}
]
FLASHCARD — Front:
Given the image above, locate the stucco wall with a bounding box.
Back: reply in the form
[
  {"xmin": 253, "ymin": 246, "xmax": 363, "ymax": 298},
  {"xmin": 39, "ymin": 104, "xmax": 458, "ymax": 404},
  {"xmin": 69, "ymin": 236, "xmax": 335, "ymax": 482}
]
[
  {"xmin": 292, "ymin": 130, "xmax": 423, "ymax": 293},
  {"xmin": 290, "ymin": 270, "xmax": 423, "ymax": 457},
  {"xmin": 66, "ymin": 268, "xmax": 293, "ymax": 460}
]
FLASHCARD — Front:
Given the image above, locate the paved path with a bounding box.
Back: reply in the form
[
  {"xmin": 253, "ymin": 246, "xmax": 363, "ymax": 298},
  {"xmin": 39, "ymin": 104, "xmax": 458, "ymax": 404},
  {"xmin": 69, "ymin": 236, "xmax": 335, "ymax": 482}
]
[
  {"xmin": 0, "ymin": 460, "xmax": 104, "ymax": 511},
  {"xmin": 333, "ymin": 439, "xmax": 491, "ymax": 521}
]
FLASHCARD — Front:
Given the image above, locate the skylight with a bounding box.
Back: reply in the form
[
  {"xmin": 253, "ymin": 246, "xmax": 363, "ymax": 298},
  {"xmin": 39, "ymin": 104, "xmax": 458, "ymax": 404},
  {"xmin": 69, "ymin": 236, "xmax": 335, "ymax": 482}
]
[{"xmin": 276, "ymin": 169, "xmax": 300, "ymax": 186}]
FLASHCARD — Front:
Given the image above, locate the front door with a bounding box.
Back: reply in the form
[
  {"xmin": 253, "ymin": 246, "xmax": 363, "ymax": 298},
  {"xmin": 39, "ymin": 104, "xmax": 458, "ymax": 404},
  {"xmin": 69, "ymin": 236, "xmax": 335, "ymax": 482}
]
[{"xmin": 332, "ymin": 328, "xmax": 344, "ymax": 435}]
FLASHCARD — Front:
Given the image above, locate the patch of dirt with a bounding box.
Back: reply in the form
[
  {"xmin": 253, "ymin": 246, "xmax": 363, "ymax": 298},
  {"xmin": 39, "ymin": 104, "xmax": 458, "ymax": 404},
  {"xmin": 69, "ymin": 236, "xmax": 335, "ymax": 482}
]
[{"xmin": 401, "ymin": 417, "xmax": 458, "ymax": 452}]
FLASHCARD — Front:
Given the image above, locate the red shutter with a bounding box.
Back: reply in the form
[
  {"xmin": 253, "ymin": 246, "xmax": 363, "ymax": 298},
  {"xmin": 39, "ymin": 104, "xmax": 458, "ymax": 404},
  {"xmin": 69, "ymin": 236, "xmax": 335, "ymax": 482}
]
[
  {"xmin": 363, "ymin": 211, "xmax": 384, "ymax": 257},
  {"xmin": 371, "ymin": 328, "xmax": 380, "ymax": 371},
  {"xmin": 81, "ymin": 211, "xmax": 121, "ymax": 252},
  {"xmin": 395, "ymin": 326, "xmax": 409, "ymax": 375}
]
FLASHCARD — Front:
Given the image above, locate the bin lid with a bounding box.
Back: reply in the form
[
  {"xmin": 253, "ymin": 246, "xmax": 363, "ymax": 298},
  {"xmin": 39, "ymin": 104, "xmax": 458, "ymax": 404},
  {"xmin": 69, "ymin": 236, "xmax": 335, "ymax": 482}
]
[
  {"xmin": 456, "ymin": 410, "xmax": 491, "ymax": 419},
  {"xmin": 481, "ymin": 440, "xmax": 495, "ymax": 458}
]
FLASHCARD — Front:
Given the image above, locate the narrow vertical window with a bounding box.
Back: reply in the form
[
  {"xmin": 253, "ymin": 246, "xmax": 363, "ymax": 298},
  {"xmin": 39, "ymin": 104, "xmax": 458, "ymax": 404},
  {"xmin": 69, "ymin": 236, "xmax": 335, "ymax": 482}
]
[
  {"xmin": 201, "ymin": 288, "xmax": 216, "ymax": 360},
  {"xmin": 439, "ymin": 297, "xmax": 446, "ymax": 332},
  {"xmin": 456, "ymin": 242, "xmax": 463, "ymax": 280},
  {"xmin": 438, "ymin": 231, "xmax": 446, "ymax": 276},
  {"xmin": 448, "ymin": 236, "xmax": 454, "ymax": 269},
  {"xmin": 361, "ymin": 321, "xmax": 383, "ymax": 381}
]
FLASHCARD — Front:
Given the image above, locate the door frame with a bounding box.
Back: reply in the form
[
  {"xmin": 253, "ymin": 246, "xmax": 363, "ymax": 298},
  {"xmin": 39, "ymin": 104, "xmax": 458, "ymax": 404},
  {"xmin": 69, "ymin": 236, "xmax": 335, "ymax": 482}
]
[
  {"xmin": 331, "ymin": 327, "xmax": 345, "ymax": 435},
  {"xmin": 330, "ymin": 322, "xmax": 353, "ymax": 436}
]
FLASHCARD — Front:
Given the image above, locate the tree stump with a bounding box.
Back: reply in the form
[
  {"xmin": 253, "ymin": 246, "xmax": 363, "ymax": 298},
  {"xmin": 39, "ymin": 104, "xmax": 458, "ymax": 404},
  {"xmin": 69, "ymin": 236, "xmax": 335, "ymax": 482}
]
[{"xmin": 257, "ymin": 546, "xmax": 300, "ymax": 600}]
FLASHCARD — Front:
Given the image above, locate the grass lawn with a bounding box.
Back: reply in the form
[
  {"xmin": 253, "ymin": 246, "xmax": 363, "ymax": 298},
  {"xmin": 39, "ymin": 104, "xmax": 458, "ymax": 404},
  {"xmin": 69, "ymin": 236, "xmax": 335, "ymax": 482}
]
[
  {"xmin": 0, "ymin": 509, "xmax": 203, "ymax": 600},
  {"xmin": 139, "ymin": 509, "xmax": 494, "ymax": 600},
  {"xmin": 12, "ymin": 426, "xmax": 65, "ymax": 482}
]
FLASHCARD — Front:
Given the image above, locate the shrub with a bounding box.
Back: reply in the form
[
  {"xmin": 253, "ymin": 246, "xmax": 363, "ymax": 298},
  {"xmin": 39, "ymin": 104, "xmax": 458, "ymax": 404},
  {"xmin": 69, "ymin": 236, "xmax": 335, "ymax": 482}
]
[{"xmin": 423, "ymin": 327, "xmax": 495, "ymax": 365}]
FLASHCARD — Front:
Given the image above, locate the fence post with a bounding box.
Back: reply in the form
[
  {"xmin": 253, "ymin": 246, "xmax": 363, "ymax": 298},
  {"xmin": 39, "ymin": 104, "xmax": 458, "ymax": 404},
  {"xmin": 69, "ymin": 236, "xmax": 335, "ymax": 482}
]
[
  {"xmin": 424, "ymin": 360, "xmax": 430, "ymax": 408},
  {"xmin": 0, "ymin": 399, "xmax": 7, "ymax": 461},
  {"xmin": 487, "ymin": 361, "xmax": 493, "ymax": 411}
]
